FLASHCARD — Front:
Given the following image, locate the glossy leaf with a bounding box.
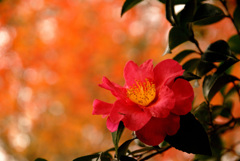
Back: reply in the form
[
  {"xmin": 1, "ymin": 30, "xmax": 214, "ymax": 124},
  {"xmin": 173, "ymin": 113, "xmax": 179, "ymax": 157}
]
[
  {"xmin": 193, "ymin": 102, "xmax": 209, "ymax": 126},
  {"xmin": 121, "ymin": 0, "xmax": 142, "ymax": 16},
  {"xmin": 120, "ymin": 156, "xmax": 137, "ymax": 161},
  {"xmin": 118, "ymin": 138, "xmax": 135, "ymax": 160},
  {"xmin": 228, "ymin": 34, "xmax": 240, "ymax": 53},
  {"xmin": 193, "ymin": 3, "xmax": 225, "ymax": 25},
  {"xmin": 165, "ymin": 112, "xmax": 212, "ymax": 155},
  {"xmin": 177, "ymin": 0, "xmax": 197, "ymax": 25},
  {"xmin": 158, "ymin": 0, "xmax": 189, "ymax": 4},
  {"xmin": 73, "ymin": 152, "xmax": 112, "ymax": 161},
  {"xmin": 202, "ymin": 40, "xmax": 234, "ymax": 62},
  {"xmin": 112, "ymin": 121, "xmax": 125, "ymax": 154},
  {"xmin": 203, "ymin": 74, "xmax": 239, "ymax": 101},
  {"xmin": 35, "ymin": 159, "xmax": 47, "ymax": 161},
  {"xmin": 182, "ymin": 58, "xmax": 200, "ymax": 72},
  {"xmin": 196, "ymin": 60, "xmax": 216, "ymax": 77},
  {"xmin": 175, "ymin": 71, "xmax": 201, "ymax": 81},
  {"xmin": 215, "ymin": 58, "xmax": 239, "ymax": 76},
  {"xmin": 73, "ymin": 153, "xmax": 100, "ymax": 161},
  {"xmin": 225, "ymin": 83, "xmax": 240, "ymax": 98},
  {"xmin": 233, "ymin": 6, "xmax": 240, "ymax": 30},
  {"xmin": 173, "ymin": 49, "xmax": 196, "ymax": 62},
  {"xmin": 166, "ymin": 0, "xmax": 176, "ymax": 25},
  {"xmin": 169, "ymin": 26, "xmax": 189, "ymax": 50}
]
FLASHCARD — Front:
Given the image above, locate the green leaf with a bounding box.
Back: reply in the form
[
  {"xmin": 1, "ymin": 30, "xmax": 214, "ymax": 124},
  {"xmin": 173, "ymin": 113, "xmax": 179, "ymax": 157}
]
[
  {"xmin": 73, "ymin": 152, "xmax": 113, "ymax": 161},
  {"xmin": 175, "ymin": 71, "xmax": 201, "ymax": 82},
  {"xmin": 225, "ymin": 82, "xmax": 240, "ymax": 98},
  {"xmin": 118, "ymin": 138, "xmax": 135, "ymax": 159},
  {"xmin": 233, "ymin": 6, "xmax": 240, "ymax": 30},
  {"xmin": 73, "ymin": 153, "xmax": 100, "ymax": 161},
  {"xmin": 173, "ymin": 49, "xmax": 196, "ymax": 62},
  {"xmin": 193, "ymin": 3, "xmax": 226, "ymax": 25},
  {"xmin": 209, "ymin": 134, "xmax": 223, "ymax": 158},
  {"xmin": 182, "ymin": 58, "xmax": 201, "ymax": 72},
  {"xmin": 158, "ymin": 0, "xmax": 189, "ymax": 4},
  {"xmin": 202, "ymin": 40, "xmax": 235, "ymax": 62},
  {"xmin": 196, "ymin": 60, "xmax": 216, "ymax": 77},
  {"xmin": 193, "ymin": 102, "xmax": 209, "ymax": 127},
  {"xmin": 120, "ymin": 156, "xmax": 137, "ymax": 161},
  {"xmin": 169, "ymin": 26, "xmax": 189, "ymax": 50},
  {"xmin": 182, "ymin": 71, "xmax": 201, "ymax": 81},
  {"xmin": 228, "ymin": 34, "xmax": 240, "ymax": 53},
  {"xmin": 212, "ymin": 102, "xmax": 233, "ymax": 119},
  {"xmin": 215, "ymin": 58, "xmax": 239, "ymax": 76},
  {"xmin": 112, "ymin": 121, "xmax": 125, "ymax": 156},
  {"xmin": 166, "ymin": 0, "xmax": 177, "ymax": 25},
  {"xmin": 121, "ymin": 0, "xmax": 142, "ymax": 16},
  {"xmin": 177, "ymin": 0, "xmax": 197, "ymax": 25},
  {"xmin": 203, "ymin": 74, "xmax": 239, "ymax": 101},
  {"xmin": 35, "ymin": 159, "xmax": 47, "ymax": 161},
  {"xmin": 165, "ymin": 113, "xmax": 212, "ymax": 155}
]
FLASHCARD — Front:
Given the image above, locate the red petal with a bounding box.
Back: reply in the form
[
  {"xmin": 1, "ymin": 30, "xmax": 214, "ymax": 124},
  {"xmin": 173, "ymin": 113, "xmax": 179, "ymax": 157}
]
[
  {"xmin": 107, "ymin": 117, "xmax": 119, "ymax": 132},
  {"xmin": 122, "ymin": 110, "xmax": 151, "ymax": 131},
  {"xmin": 124, "ymin": 60, "xmax": 154, "ymax": 87},
  {"xmin": 99, "ymin": 77, "xmax": 127, "ymax": 100},
  {"xmin": 146, "ymin": 85, "xmax": 175, "ymax": 118},
  {"xmin": 154, "ymin": 59, "xmax": 184, "ymax": 88},
  {"xmin": 136, "ymin": 114, "xmax": 180, "ymax": 146},
  {"xmin": 108, "ymin": 100, "xmax": 125, "ymax": 124},
  {"xmin": 92, "ymin": 99, "xmax": 113, "ymax": 115},
  {"xmin": 109, "ymin": 100, "xmax": 151, "ymax": 131},
  {"xmin": 171, "ymin": 79, "xmax": 194, "ymax": 115}
]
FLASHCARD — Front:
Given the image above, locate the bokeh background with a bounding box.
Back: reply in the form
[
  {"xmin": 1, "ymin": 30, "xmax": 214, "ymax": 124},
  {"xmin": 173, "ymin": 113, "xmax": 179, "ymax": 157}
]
[{"xmin": 0, "ymin": 0, "xmax": 239, "ymax": 160}]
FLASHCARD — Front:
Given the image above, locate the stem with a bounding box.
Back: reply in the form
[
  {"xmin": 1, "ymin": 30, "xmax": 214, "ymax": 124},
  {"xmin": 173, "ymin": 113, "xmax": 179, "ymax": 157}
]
[
  {"xmin": 220, "ymin": 0, "xmax": 240, "ymax": 36},
  {"xmin": 139, "ymin": 146, "xmax": 171, "ymax": 161},
  {"xmin": 206, "ymin": 101, "xmax": 214, "ymax": 128}
]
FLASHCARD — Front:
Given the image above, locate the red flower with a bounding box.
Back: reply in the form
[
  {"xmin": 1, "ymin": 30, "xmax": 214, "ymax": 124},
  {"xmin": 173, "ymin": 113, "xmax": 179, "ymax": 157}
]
[{"xmin": 93, "ymin": 59, "xmax": 194, "ymax": 146}]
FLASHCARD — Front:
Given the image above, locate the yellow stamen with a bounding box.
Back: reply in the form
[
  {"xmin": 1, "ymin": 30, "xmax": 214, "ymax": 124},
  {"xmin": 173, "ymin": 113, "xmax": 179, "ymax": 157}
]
[{"xmin": 127, "ymin": 79, "xmax": 156, "ymax": 106}]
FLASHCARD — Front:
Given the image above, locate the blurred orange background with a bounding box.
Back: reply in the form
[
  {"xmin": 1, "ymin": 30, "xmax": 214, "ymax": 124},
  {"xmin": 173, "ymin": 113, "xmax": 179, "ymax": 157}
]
[{"xmin": 0, "ymin": 0, "xmax": 239, "ymax": 160}]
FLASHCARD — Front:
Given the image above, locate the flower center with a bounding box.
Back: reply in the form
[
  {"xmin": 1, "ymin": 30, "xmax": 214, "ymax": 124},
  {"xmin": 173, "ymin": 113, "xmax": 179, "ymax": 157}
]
[{"xmin": 127, "ymin": 79, "xmax": 156, "ymax": 106}]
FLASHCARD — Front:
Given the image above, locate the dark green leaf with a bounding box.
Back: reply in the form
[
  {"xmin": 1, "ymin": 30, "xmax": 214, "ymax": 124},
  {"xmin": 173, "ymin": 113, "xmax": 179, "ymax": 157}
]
[
  {"xmin": 193, "ymin": 102, "xmax": 209, "ymax": 126},
  {"xmin": 169, "ymin": 26, "xmax": 189, "ymax": 50},
  {"xmin": 173, "ymin": 49, "xmax": 196, "ymax": 62},
  {"xmin": 165, "ymin": 113, "xmax": 212, "ymax": 155},
  {"xmin": 118, "ymin": 138, "xmax": 135, "ymax": 159},
  {"xmin": 177, "ymin": 0, "xmax": 197, "ymax": 25},
  {"xmin": 112, "ymin": 121, "xmax": 125, "ymax": 155},
  {"xmin": 215, "ymin": 58, "xmax": 239, "ymax": 76},
  {"xmin": 228, "ymin": 34, "xmax": 240, "ymax": 53},
  {"xmin": 73, "ymin": 153, "xmax": 100, "ymax": 161},
  {"xmin": 158, "ymin": 0, "xmax": 189, "ymax": 4},
  {"xmin": 233, "ymin": 6, "xmax": 240, "ymax": 30},
  {"xmin": 212, "ymin": 102, "xmax": 233, "ymax": 119},
  {"xmin": 225, "ymin": 82, "xmax": 240, "ymax": 98},
  {"xmin": 202, "ymin": 40, "xmax": 235, "ymax": 62},
  {"xmin": 193, "ymin": 3, "xmax": 225, "ymax": 25},
  {"xmin": 209, "ymin": 134, "xmax": 223, "ymax": 158},
  {"xmin": 120, "ymin": 156, "xmax": 137, "ymax": 161},
  {"xmin": 166, "ymin": 0, "xmax": 177, "ymax": 25},
  {"xmin": 196, "ymin": 60, "xmax": 216, "ymax": 77},
  {"xmin": 159, "ymin": 0, "xmax": 205, "ymax": 4},
  {"xmin": 121, "ymin": 0, "xmax": 142, "ymax": 16},
  {"xmin": 203, "ymin": 74, "xmax": 239, "ymax": 101},
  {"xmin": 35, "ymin": 159, "xmax": 47, "ymax": 161},
  {"xmin": 176, "ymin": 71, "xmax": 201, "ymax": 81},
  {"xmin": 182, "ymin": 58, "xmax": 201, "ymax": 72}
]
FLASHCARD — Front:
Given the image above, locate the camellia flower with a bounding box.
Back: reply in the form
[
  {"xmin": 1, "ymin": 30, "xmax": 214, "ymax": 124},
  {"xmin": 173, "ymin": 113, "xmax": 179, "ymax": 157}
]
[{"xmin": 93, "ymin": 59, "xmax": 194, "ymax": 146}]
